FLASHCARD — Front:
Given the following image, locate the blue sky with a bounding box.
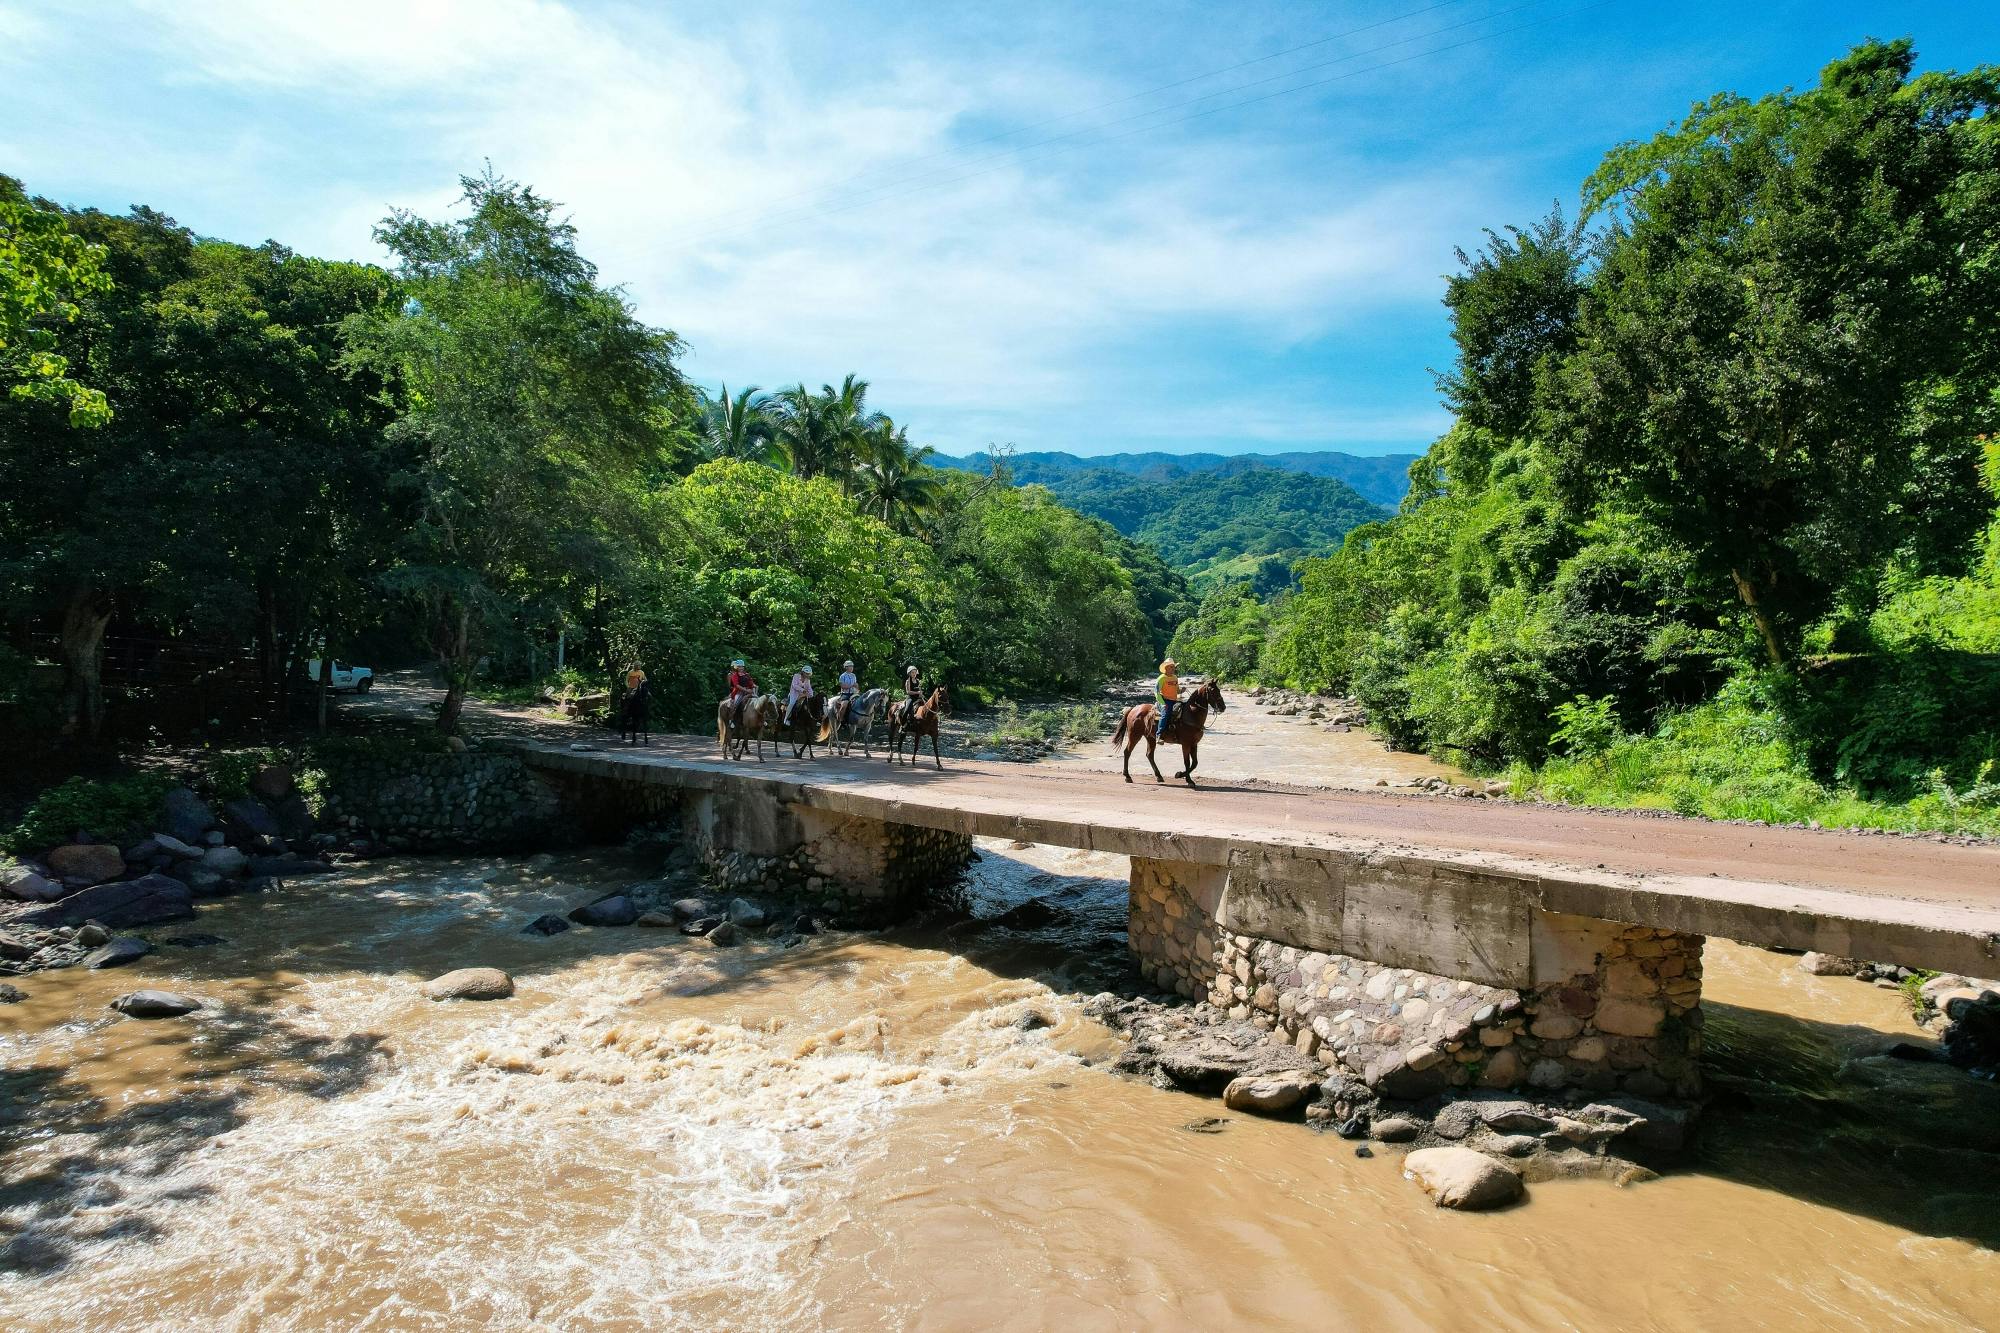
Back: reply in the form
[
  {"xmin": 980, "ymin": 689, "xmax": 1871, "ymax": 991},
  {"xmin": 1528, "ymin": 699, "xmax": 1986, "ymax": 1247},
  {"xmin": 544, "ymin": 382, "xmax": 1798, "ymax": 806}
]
[{"xmin": 3, "ymin": 2, "xmax": 1993, "ymax": 458}]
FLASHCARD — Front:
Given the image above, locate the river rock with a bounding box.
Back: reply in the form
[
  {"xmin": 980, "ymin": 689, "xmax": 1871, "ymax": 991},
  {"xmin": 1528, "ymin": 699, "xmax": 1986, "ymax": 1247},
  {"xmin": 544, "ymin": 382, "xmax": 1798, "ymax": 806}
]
[
  {"xmin": 47, "ymin": 843, "xmax": 126, "ymax": 887},
  {"xmin": 670, "ymin": 897, "xmax": 714, "ymax": 922},
  {"xmin": 149, "ymin": 833, "xmax": 204, "ymax": 860},
  {"xmin": 83, "ymin": 935, "xmax": 152, "ymax": 969},
  {"xmin": 522, "ymin": 914, "xmax": 571, "ymax": 937},
  {"xmin": 0, "ymin": 982, "xmax": 24, "ymax": 1002},
  {"xmin": 111, "ymin": 989, "xmax": 203, "ymax": 1018},
  {"xmin": 636, "ymin": 910, "xmax": 677, "ymax": 927},
  {"xmin": 223, "ymin": 798, "xmax": 282, "ymax": 843},
  {"xmin": 706, "ymin": 920, "xmax": 743, "ymax": 947},
  {"xmin": 421, "ymin": 967, "xmax": 515, "ymax": 1001},
  {"xmin": 1372, "ymin": 1116, "xmax": 1422, "ymax": 1143},
  {"xmin": 200, "ymin": 845, "xmax": 249, "ymax": 877},
  {"xmin": 994, "ymin": 898, "xmax": 1062, "ymax": 929},
  {"xmin": 1800, "ymin": 952, "xmax": 1863, "ymax": 976},
  {"xmin": 159, "ymin": 787, "xmax": 215, "ymax": 843},
  {"xmin": 1403, "ymin": 1147, "xmax": 1523, "ymax": 1210},
  {"xmin": 248, "ymin": 763, "xmax": 295, "ymax": 801},
  {"xmin": 682, "ymin": 915, "xmax": 722, "ymax": 936},
  {"xmin": 727, "ymin": 898, "xmax": 768, "ymax": 928},
  {"xmin": 76, "ymin": 922, "xmax": 111, "ymax": 946},
  {"xmin": 1222, "ymin": 1073, "xmax": 1314, "ymax": 1115},
  {"xmin": 568, "ymin": 894, "xmax": 638, "ymax": 927},
  {"xmin": 2, "ymin": 862, "xmax": 64, "ymax": 902},
  {"xmin": 8, "ymin": 873, "xmax": 194, "ymax": 929}
]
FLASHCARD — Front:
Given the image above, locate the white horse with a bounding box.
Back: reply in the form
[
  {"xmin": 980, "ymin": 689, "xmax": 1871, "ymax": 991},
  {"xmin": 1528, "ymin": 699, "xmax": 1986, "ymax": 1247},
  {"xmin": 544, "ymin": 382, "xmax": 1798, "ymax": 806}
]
[{"xmin": 822, "ymin": 687, "xmax": 889, "ymax": 757}]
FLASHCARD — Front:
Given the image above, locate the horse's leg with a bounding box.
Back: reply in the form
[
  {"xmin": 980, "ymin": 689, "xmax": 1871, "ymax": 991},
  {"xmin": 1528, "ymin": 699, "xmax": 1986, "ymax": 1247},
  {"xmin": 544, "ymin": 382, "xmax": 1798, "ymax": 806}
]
[
  {"xmin": 1145, "ymin": 734, "xmax": 1165, "ymax": 784},
  {"xmin": 930, "ymin": 728, "xmax": 942, "ymax": 770},
  {"xmin": 1181, "ymin": 743, "xmax": 1198, "ymax": 787}
]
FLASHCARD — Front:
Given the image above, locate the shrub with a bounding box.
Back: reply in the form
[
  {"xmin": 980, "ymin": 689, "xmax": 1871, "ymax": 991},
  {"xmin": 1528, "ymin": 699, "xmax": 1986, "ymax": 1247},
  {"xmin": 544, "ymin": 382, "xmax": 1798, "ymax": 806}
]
[{"xmin": 6, "ymin": 773, "xmax": 176, "ymax": 855}]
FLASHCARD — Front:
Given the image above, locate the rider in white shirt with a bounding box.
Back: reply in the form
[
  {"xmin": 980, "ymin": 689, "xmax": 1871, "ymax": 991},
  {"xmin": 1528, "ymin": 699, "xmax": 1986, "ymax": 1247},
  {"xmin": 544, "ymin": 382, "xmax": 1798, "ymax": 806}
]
[{"xmin": 784, "ymin": 664, "xmax": 815, "ymax": 724}]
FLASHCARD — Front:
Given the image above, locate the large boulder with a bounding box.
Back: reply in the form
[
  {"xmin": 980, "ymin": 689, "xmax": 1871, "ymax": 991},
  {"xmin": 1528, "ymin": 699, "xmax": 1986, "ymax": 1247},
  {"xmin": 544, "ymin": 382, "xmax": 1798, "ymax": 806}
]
[
  {"xmin": 8, "ymin": 873, "xmax": 194, "ymax": 929},
  {"xmin": 422, "ymin": 967, "xmax": 515, "ymax": 1001},
  {"xmin": 159, "ymin": 787, "xmax": 216, "ymax": 844},
  {"xmin": 271, "ymin": 795, "xmax": 317, "ymax": 843},
  {"xmin": 83, "ymin": 935, "xmax": 152, "ymax": 969},
  {"xmin": 727, "ymin": 898, "xmax": 769, "ymax": 928},
  {"xmin": 248, "ymin": 764, "xmax": 295, "ymax": 802},
  {"xmin": 111, "ymin": 989, "xmax": 203, "ymax": 1018},
  {"xmin": 670, "ymin": 897, "xmax": 714, "ymax": 923},
  {"xmin": 47, "ymin": 843, "xmax": 127, "ymax": 887},
  {"xmin": 200, "ymin": 845, "xmax": 249, "ymax": 878},
  {"xmin": 568, "ymin": 894, "xmax": 638, "ymax": 927},
  {"xmin": 1, "ymin": 861, "xmax": 64, "ymax": 903},
  {"xmin": 148, "ymin": 832, "xmax": 204, "ymax": 861},
  {"xmin": 222, "ymin": 798, "xmax": 281, "ymax": 843},
  {"xmin": 1403, "ymin": 1147, "xmax": 1523, "ymax": 1210}
]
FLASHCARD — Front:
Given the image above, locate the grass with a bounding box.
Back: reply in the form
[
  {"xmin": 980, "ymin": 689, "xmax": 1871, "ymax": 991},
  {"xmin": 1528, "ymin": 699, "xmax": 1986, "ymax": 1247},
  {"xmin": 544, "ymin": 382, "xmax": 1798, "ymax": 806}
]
[{"xmin": 1501, "ymin": 686, "xmax": 2000, "ymax": 839}]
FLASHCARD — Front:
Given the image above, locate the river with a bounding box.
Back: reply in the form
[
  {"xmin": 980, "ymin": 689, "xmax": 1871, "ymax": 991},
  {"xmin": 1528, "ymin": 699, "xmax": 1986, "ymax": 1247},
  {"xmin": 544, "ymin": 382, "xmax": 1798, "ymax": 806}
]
[{"xmin": 3, "ymin": 835, "xmax": 1996, "ymax": 1331}]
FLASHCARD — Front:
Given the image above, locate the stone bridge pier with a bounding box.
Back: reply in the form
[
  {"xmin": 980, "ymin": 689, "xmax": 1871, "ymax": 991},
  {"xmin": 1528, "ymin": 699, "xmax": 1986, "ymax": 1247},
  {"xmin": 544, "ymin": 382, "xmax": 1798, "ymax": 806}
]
[{"xmin": 1126, "ymin": 852, "xmax": 1704, "ymax": 1100}]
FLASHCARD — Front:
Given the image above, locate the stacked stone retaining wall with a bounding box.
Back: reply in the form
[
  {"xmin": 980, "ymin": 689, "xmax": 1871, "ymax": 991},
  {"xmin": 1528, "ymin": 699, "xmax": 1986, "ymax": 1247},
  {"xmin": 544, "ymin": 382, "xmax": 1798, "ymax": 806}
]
[
  {"xmin": 318, "ymin": 750, "xmax": 565, "ymax": 850},
  {"xmin": 1130, "ymin": 855, "xmax": 1703, "ymax": 1099}
]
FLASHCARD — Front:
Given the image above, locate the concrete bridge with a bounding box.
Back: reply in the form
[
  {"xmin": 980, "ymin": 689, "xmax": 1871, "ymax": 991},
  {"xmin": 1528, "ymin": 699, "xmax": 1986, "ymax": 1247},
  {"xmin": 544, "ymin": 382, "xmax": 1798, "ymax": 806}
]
[{"xmin": 517, "ymin": 739, "xmax": 2000, "ymax": 1103}]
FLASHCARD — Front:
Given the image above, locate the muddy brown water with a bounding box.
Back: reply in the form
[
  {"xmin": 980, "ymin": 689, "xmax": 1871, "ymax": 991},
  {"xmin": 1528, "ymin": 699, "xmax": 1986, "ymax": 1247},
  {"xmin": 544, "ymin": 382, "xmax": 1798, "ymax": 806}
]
[{"xmin": 2, "ymin": 841, "xmax": 1997, "ymax": 1331}]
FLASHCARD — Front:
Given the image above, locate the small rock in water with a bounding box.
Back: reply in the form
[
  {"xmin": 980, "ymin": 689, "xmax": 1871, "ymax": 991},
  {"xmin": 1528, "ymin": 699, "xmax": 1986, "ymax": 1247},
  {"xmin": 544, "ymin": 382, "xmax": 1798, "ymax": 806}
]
[
  {"xmin": 727, "ymin": 898, "xmax": 769, "ymax": 928},
  {"xmin": 83, "ymin": 935, "xmax": 152, "ymax": 969},
  {"xmin": 422, "ymin": 967, "xmax": 515, "ymax": 1001},
  {"xmin": 1403, "ymin": 1146, "xmax": 1524, "ymax": 1210},
  {"xmin": 522, "ymin": 914, "xmax": 571, "ymax": 937},
  {"xmin": 706, "ymin": 920, "xmax": 743, "ymax": 947},
  {"xmin": 1013, "ymin": 1009, "xmax": 1054, "ymax": 1032},
  {"xmin": 568, "ymin": 894, "xmax": 638, "ymax": 927},
  {"xmin": 682, "ymin": 915, "xmax": 723, "ymax": 937},
  {"xmin": 670, "ymin": 897, "xmax": 714, "ymax": 923},
  {"xmin": 111, "ymin": 989, "xmax": 202, "ymax": 1018},
  {"xmin": 793, "ymin": 914, "xmax": 820, "ymax": 937},
  {"xmin": 1354, "ymin": 1144, "xmax": 1375, "ymax": 1159},
  {"xmin": 636, "ymin": 910, "xmax": 676, "ymax": 927},
  {"xmin": 75, "ymin": 922, "xmax": 112, "ymax": 947},
  {"xmin": 0, "ymin": 983, "xmax": 25, "ymax": 1003},
  {"xmin": 1180, "ymin": 1116, "xmax": 1229, "ymax": 1135},
  {"xmin": 993, "ymin": 898, "xmax": 1061, "ymax": 929}
]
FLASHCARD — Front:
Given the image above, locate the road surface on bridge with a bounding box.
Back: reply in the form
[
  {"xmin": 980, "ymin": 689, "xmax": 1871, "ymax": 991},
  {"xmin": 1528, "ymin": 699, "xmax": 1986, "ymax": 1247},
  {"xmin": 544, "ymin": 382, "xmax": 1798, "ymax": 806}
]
[{"xmin": 517, "ymin": 734, "xmax": 2000, "ymax": 976}]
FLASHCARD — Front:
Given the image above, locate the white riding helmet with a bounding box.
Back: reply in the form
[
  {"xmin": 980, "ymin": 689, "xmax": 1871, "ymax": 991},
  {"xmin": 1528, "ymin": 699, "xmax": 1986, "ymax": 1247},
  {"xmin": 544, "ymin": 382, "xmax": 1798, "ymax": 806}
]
[
  {"xmin": 801, "ymin": 664, "xmax": 813, "ymax": 674},
  {"xmin": 843, "ymin": 660, "xmax": 854, "ymax": 669},
  {"xmin": 906, "ymin": 665, "xmax": 919, "ymax": 676},
  {"xmin": 730, "ymin": 658, "xmax": 745, "ymax": 668}
]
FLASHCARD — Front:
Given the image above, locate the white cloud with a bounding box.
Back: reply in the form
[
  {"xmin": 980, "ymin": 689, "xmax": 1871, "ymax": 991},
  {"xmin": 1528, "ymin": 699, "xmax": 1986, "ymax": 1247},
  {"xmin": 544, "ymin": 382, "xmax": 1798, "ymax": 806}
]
[{"xmin": 34, "ymin": 1, "xmax": 1492, "ymax": 452}]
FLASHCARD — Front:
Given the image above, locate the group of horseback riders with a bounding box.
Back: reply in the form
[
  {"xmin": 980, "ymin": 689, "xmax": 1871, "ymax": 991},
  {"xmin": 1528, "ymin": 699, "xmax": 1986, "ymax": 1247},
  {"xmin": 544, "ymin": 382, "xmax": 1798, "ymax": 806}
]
[
  {"xmin": 723, "ymin": 658, "xmax": 929, "ymax": 733},
  {"xmin": 716, "ymin": 655, "xmax": 947, "ymax": 765}
]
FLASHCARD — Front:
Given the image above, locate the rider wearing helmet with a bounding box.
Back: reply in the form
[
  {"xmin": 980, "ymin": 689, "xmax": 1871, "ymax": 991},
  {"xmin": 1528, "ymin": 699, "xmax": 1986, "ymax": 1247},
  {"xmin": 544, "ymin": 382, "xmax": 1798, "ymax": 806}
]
[
  {"xmin": 725, "ymin": 658, "xmax": 756, "ymax": 727},
  {"xmin": 1154, "ymin": 659, "xmax": 1180, "ymax": 740},
  {"xmin": 900, "ymin": 664, "xmax": 924, "ymax": 727},
  {"xmin": 837, "ymin": 660, "xmax": 859, "ymax": 698},
  {"xmin": 785, "ymin": 663, "xmax": 815, "ymax": 725}
]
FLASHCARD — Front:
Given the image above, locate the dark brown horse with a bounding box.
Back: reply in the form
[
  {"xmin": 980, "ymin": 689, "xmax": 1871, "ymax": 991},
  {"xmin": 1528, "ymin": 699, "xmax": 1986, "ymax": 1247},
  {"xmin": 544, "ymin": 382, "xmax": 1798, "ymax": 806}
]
[
  {"xmin": 1113, "ymin": 678, "xmax": 1226, "ymax": 785},
  {"xmin": 887, "ymin": 686, "xmax": 948, "ymax": 768},
  {"xmin": 774, "ymin": 694, "xmax": 828, "ymax": 759}
]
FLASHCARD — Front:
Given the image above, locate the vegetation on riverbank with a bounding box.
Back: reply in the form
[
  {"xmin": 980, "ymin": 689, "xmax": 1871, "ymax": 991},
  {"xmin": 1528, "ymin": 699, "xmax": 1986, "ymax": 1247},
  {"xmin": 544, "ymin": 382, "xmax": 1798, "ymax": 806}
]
[
  {"xmin": 0, "ymin": 170, "xmax": 1186, "ymax": 744},
  {"xmin": 1168, "ymin": 42, "xmax": 2000, "ymax": 835}
]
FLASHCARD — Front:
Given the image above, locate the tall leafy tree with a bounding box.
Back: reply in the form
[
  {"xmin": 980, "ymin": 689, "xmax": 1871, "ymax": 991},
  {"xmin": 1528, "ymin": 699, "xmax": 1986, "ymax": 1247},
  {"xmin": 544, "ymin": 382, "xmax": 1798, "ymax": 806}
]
[
  {"xmin": 852, "ymin": 416, "xmax": 942, "ymax": 531},
  {"xmin": 0, "ymin": 175, "xmax": 110, "ymax": 426},
  {"xmin": 1547, "ymin": 41, "xmax": 2000, "ymax": 666},
  {"xmin": 700, "ymin": 382, "xmax": 778, "ymax": 464},
  {"xmin": 341, "ymin": 170, "xmax": 690, "ymax": 731}
]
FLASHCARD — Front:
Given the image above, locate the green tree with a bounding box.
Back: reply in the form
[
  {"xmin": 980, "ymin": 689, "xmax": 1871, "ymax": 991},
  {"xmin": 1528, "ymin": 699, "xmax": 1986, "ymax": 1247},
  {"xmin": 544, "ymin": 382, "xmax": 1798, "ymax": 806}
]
[
  {"xmin": 341, "ymin": 170, "xmax": 690, "ymax": 731},
  {"xmin": 1548, "ymin": 41, "xmax": 2000, "ymax": 666},
  {"xmin": 700, "ymin": 382, "xmax": 779, "ymax": 464},
  {"xmin": 852, "ymin": 416, "xmax": 943, "ymax": 531},
  {"xmin": 0, "ymin": 176, "xmax": 111, "ymax": 426}
]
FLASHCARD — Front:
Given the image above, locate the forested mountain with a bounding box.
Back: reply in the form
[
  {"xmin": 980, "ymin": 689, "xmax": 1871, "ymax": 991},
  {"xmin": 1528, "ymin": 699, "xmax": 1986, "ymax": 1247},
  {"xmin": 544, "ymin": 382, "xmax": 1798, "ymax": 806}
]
[
  {"xmin": 939, "ymin": 448, "xmax": 1418, "ymax": 508},
  {"xmin": 940, "ymin": 454, "xmax": 1387, "ymax": 594}
]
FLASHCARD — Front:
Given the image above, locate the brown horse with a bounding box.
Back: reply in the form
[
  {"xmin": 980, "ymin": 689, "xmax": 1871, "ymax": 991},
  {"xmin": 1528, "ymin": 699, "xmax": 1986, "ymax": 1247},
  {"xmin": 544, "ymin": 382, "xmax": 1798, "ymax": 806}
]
[
  {"xmin": 718, "ymin": 692, "xmax": 781, "ymax": 761},
  {"xmin": 1113, "ymin": 678, "xmax": 1226, "ymax": 785},
  {"xmin": 887, "ymin": 686, "xmax": 948, "ymax": 768},
  {"xmin": 774, "ymin": 694, "xmax": 828, "ymax": 759}
]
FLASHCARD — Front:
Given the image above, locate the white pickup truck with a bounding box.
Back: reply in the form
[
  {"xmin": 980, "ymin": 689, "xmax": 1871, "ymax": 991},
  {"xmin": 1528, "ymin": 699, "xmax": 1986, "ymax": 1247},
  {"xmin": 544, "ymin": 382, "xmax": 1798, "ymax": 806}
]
[{"xmin": 306, "ymin": 659, "xmax": 374, "ymax": 692}]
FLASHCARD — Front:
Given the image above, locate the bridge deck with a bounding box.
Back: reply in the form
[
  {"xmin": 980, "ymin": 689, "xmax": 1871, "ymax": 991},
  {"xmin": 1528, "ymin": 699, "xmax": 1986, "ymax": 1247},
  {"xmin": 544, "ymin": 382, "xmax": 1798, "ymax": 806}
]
[{"xmin": 516, "ymin": 738, "xmax": 2000, "ymax": 977}]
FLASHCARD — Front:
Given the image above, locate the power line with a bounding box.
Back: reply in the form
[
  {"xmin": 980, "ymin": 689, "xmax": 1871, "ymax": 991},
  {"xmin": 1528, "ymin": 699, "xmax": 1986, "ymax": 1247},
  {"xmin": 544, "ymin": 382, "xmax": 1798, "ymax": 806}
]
[
  {"xmin": 666, "ymin": 1, "xmax": 1601, "ymax": 253},
  {"xmin": 676, "ymin": 0, "xmax": 1483, "ymax": 237}
]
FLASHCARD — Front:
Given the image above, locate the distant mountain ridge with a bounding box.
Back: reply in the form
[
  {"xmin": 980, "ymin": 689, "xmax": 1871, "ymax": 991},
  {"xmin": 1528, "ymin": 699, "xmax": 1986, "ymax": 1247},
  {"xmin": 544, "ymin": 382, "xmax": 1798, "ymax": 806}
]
[
  {"xmin": 936, "ymin": 448, "xmax": 1419, "ymax": 509},
  {"xmin": 937, "ymin": 450, "xmax": 1396, "ymax": 595}
]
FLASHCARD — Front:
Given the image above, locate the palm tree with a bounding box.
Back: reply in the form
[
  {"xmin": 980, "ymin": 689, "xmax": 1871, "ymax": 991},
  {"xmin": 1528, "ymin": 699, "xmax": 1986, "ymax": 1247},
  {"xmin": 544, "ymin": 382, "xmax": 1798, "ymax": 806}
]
[
  {"xmin": 700, "ymin": 383, "xmax": 778, "ymax": 464},
  {"xmin": 854, "ymin": 416, "xmax": 944, "ymax": 532},
  {"xmin": 772, "ymin": 373, "xmax": 881, "ymax": 481}
]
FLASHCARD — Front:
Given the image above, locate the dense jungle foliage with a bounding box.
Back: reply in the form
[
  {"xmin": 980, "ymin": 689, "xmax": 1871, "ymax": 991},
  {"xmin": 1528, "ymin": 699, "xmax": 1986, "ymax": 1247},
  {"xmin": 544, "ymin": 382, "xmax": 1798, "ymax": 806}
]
[
  {"xmin": 1173, "ymin": 41, "xmax": 2000, "ymax": 829},
  {"xmin": 0, "ymin": 169, "xmax": 1184, "ymax": 740}
]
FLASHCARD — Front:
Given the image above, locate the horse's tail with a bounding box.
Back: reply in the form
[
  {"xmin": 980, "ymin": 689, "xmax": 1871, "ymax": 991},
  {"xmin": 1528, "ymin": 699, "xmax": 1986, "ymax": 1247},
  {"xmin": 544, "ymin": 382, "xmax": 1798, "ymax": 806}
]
[{"xmin": 1112, "ymin": 711, "xmax": 1129, "ymax": 747}]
